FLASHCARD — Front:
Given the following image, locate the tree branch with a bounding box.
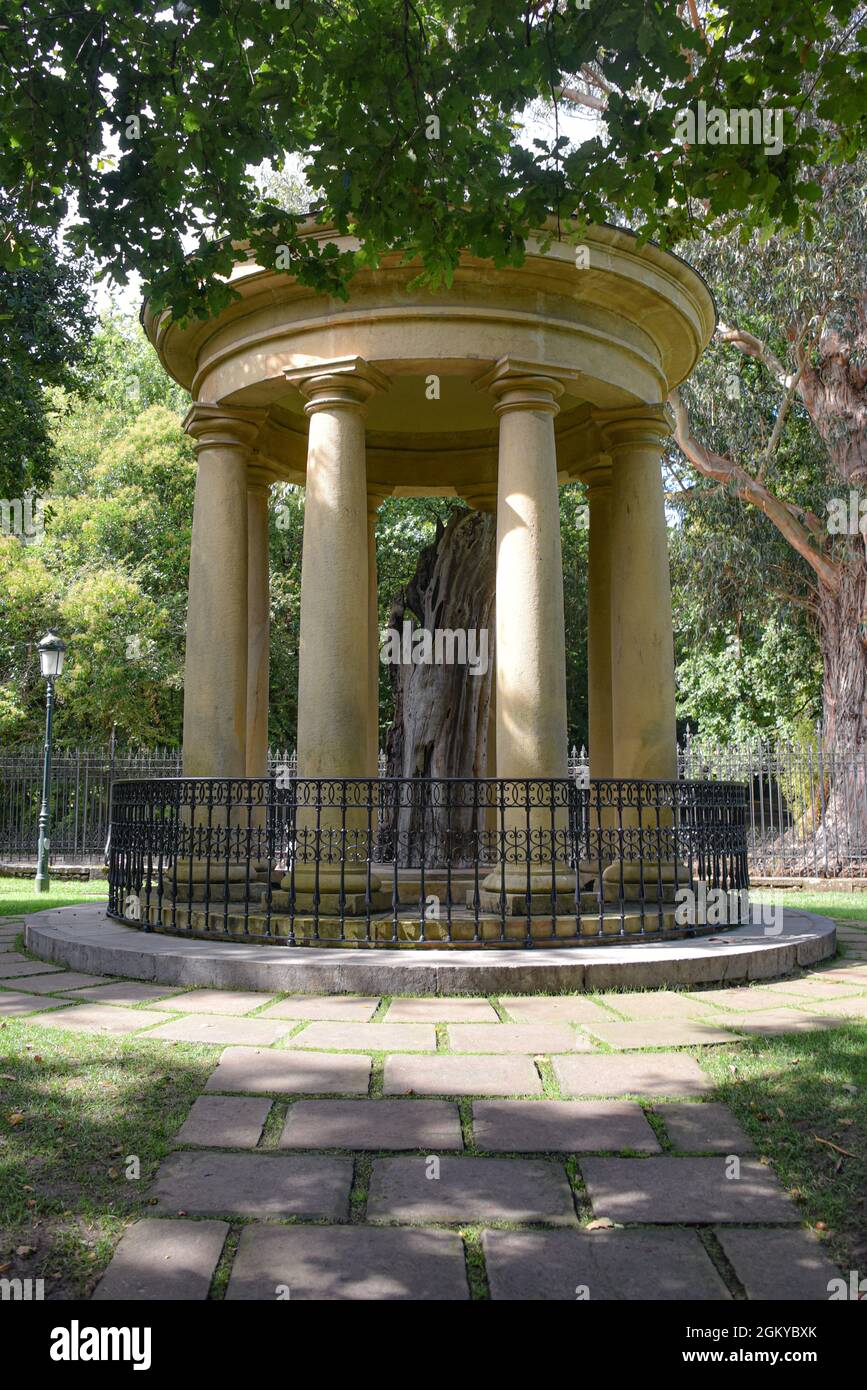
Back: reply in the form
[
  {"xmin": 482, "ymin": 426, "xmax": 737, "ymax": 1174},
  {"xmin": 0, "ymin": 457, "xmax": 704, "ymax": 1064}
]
[
  {"xmin": 669, "ymin": 388, "xmax": 841, "ymax": 595},
  {"xmin": 717, "ymin": 321, "xmax": 798, "ymax": 390},
  {"xmin": 559, "ymin": 84, "xmax": 607, "ymax": 113}
]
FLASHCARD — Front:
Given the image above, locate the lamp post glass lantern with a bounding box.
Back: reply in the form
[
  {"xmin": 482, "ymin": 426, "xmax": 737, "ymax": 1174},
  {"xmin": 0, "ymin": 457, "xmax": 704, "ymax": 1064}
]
[{"xmin": 34, "ymin": 632, "xmax": 66, "ymax": 893}]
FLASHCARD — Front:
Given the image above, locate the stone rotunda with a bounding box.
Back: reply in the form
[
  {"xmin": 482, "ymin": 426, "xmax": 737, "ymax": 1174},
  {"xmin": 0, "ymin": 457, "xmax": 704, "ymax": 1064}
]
[
  {"xmin": 145, "ymin": 217, "xmax": 714, "ymax": 792},
  {"xmin": 110, "ymin": 216, "xmax": 747, "ymax": 946}
]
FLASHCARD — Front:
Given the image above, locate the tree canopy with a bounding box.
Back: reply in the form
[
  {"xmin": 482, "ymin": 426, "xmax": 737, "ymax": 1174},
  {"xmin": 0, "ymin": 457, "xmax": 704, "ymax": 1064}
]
[
  {"xmin": 1, "ymin": 1, "xmax": 864, "ymax": 318},
  {"xmin": 0, "ymin": 197, "xmax": 95, "ymax": 498}
]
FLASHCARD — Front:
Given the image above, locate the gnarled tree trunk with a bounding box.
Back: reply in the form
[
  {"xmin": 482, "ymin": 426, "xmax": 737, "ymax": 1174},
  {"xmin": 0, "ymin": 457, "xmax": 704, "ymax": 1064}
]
[{"xmin": 381, "ymin": 507, "xmax": 496, "ymax": 865}]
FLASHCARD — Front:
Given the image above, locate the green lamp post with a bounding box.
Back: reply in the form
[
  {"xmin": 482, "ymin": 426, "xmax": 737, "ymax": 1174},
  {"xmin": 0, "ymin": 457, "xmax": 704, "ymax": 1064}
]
[{"xmin": 34, "ymin": 631, "xmax": 67, "ymax": 893}]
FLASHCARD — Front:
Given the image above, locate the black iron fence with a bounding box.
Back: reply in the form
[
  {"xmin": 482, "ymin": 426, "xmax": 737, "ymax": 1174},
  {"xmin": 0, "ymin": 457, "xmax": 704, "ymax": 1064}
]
[
  {"xmin": 107, "ymin": 775, "xmax": 749, "ymax": 948},
  {"xmin": 0, "ymin": 744, "xmax": 182, "ymax": 863},
  {"xmin": 677, "ymin": 729, "xmax": 867, "ymax": 876},
  {"xmin": 4, "ymin": 729, "xmax": 862, "ymax": 876},
  {"xmin": 0, "ymin": 744, "xmax": 291, "ymax": 863}
]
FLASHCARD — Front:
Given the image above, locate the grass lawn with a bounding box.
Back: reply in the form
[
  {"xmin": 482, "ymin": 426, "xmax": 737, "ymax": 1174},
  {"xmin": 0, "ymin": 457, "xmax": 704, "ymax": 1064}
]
[
  {"xmin": 751, "ymin": 888, "xmax": 867, "ymax": 922},
  {"xmin": 702, "ymin": 1024, "xmax": 867, "ymax": 1275},
  {"xmin": 0, "ymin": 1018, "xmax": 214, "ymax": 1298},
  {"xmin": 0, "ymin": 875, "xmax": 108, "ymax": 919}
]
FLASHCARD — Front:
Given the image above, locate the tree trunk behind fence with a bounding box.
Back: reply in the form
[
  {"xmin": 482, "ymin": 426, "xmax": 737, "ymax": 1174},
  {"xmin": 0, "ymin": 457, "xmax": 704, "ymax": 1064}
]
[{"xmin": 382, "ymin": 507, "xmax": 496, "ymax": 864}]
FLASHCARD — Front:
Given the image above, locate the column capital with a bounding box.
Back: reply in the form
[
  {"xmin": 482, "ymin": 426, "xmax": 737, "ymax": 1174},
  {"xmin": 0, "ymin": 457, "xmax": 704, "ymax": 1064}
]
[
  {"xmin": 247, "ymin": 459, "xmax": 280, "ymax": 492},
  {"xmin": 474, "ymin": 356, "xmax": 572, "ymax": 417},
  {"xmin": 183, "ymin": 403, "xmax": 268, "ymax": 454},
  {"xmin": 367, "ymin": 486, "xmax": 392, "ymax": 518},
  {"xmin": 576, "ymin": 454, "xmax": 613, "ymax": 492},
  {"xmin": 284, "ymin": 357, "xmax": 390, "ymax": 416},
  {"xmin": 592, "ymin": 404, "xmax": 672, "ymax": 454},
  {"xmin": 458, "ymin": 483, "xmax": 497, "ymax": 513}
]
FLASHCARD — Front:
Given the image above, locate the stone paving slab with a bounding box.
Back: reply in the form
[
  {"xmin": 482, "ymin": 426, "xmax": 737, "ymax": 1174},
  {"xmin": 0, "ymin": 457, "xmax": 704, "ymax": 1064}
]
[
  {"xmin": 553, "ymin": 1053, "xmax": 713, "ymax": 1098},
  {"xmin": 145, "ymin": 1014, "xmax": 294, "ymax": 1047},
  {"xmin": 482, "ymin": 1228, "xmax": 730, "ymax": 1300},
  {"xmin": 580, "ymin": 1157, "xmax": 799, "ymax": 1223},
  {"xmin": 226, "ymin": 1224, "xmax": 469, "ymax": 1300},
  {"xmin": 584, "ymin": 1020, "xmax": 739, "ymax": 1049},
  {"xmin": 384, "ymin": 997, "xmax": 499, "ymax": 1023},
  {"xmin": 715, "ymin": 1228, "xmax": 843, "ymax": 1300},
  {"xmin": 686, "ymin": 987, "xmax": 798, "ymax": 1014},
  {"xmin": 91, "ymin": 1219, "xmax": 229, "ymax": 1301},
  {"xmin": 719, "ymin": 1010, "xmax": 843, "ymax": 1036},
  {"xmin": 498, "ymin": 995, "xmax": 614, "ymax": 1025},
  {"xmin": 691, "ymin": 984, "xmax": 828, "ymax": 1017},
  {"xmin": 813, "ymin": 994, "xmax": 867, "ymax": 1019},
  {"xmin": 152, "ymin": 988, "xmax": 277, "ymax": 1015},
  {"xmin": 63, "ymin": 981, "xmax": 184, "ymax": 1006},
  {"xmin": 9, "ymin": 970, "xmax": 110, "ymax": 994},
  {"xmin": 472, "ymin": 1100, "xmax": 660, "ymax": 1153},
  {"xmin": 150, "ymin": 1151, "xmax": 353, "ymax": 1218},
  {"xmin": 0, "ymin": 959, "xmax": 64, "ymax": 978},
  {"xmin": 604, "ymin": 992, "xmax": 711, "ymax": 1022},
  {"xmin": 0, "ymin": 990, "xmax": 67, "ymax": 1017},
  {"xmin": 174, "ymin": 1095, "xmax": 272, "ymax": 1148},
  {"xmin": 205, "ymin": 1046, "xmax": 371, "ymax": 1095},
  {"xmin": 447, "ymin": 1023, "xmax": 592, "ymax": 1053},
  {"xmin": 288, "ymin": 1021, "xmax": 436, "ymax": 1052},
  {"xmin": 279, "ymin": 1099, "xmax": 463, "ymax": 1151},
  {"xmin": 367, "ymin": 1155, "xmax": 578, "ymax": 1226},
  {"xmin": 758, "ymin": 977, "xmax": 864, "ymax": 1000},
  {"xmin": 812, "ymin": 965, "xmax": 867, "ymax": 983},
  {"xmin": 258, "ymin": 995, "xmax": 380, "ymax": 1022},
  {"xmin": 653, "ymin": 1103, "xmax": 755, "ymax": 1153},
  {"xmin": 23, "ymin": 1004, "xmax": 169, "ymax": 1035},
  {"xmin": 383, "ymin": 1054, "xmax": 542, "ymax": 1096}
]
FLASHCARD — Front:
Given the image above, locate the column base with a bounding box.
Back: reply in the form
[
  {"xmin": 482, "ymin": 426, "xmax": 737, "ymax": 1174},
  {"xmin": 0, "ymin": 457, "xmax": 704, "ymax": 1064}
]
[
  {"xmin": 479, "ymin": 866, "xmax": 585, "ymax": 915},
  {"xmin": 278, "ymin": 865, "xmax": 388, "ymax": 916},
  {"xmin": 601, "ymin": 860, "xmax": 692, "ymax": 903}
]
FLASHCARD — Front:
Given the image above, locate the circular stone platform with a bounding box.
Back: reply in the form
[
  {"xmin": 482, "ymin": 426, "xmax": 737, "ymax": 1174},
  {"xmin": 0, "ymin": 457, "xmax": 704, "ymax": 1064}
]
[{"xmin": 24, "ymin": 906, "xmax": 836, "ymax": 995}]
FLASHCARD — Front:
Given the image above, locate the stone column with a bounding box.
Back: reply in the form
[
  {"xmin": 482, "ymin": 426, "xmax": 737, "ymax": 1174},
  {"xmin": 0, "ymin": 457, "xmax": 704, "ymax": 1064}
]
[
  {"xmin": 459, "ymin": 484, "xmax": 499, "ymax": 836},
  {"xmin": 284, "ymin": 359, "xmax": 389, "ymax": 901},
  {"xmin": 477, "ymin": 361, "xmax": 570, "ymax": 894},
  {"xmin": 176, "ymin": 405, "xmax": 265, "ymax": 896},
  {"xmin": 579, "ymin": 458, "xmax": 614, "ymax": 780},
  {"xmin": 602, "ymin": 410, "xmax": 676, "ymax": 781},
  {"xmin": 246, "ymin": 465, "xmax": 275, "ymax": 780},
  {"xmin": 597, "ymin": 408, "xmax": 679, "ymax": 897},
  {"xmin": 182, "ymin": 405, "xmax": 265, "ymax": 779},
  {"xmin": 367, "ymin": 490, "xmax": 389, "ymax": 778}
]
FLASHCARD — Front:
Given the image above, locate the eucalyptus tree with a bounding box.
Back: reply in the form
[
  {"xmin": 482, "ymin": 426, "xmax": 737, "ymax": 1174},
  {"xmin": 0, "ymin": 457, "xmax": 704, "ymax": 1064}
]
[{"xmin": 669, "ymin": 159, "xmax": 867, "ymax": 848}]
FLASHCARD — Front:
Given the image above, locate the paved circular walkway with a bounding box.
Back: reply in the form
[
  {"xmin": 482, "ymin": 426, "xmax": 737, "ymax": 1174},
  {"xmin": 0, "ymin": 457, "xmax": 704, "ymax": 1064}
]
[{"xmin": 4, "ymin": 912, "xmax": 867, "ymax": 1300}]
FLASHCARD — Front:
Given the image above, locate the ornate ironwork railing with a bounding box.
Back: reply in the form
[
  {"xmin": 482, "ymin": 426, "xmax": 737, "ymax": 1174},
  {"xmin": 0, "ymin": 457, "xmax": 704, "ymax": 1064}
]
[{"xmin": 107, "ymin": 776, "xmax": 749, "ymax": 948}]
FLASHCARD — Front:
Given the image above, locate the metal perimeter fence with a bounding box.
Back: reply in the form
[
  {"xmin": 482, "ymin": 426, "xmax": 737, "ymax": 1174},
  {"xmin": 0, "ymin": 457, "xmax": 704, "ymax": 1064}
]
[{"xmin": 1, "ymin": 728, "xmax": 865, "ymax": 875}]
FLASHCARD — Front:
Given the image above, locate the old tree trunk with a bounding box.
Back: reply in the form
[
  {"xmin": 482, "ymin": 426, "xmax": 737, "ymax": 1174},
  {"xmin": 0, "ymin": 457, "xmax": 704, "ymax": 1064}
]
[
  {"xmin": 382, "ymin": 507, "xmax": 496, "ymax": 864},
  {"xmin": 802, "ymin": 325, "xmax": 867, "ymax": 869},
  {"xmin": 672, "ymin": 228, "xmax": 867, "ymax": 870}
]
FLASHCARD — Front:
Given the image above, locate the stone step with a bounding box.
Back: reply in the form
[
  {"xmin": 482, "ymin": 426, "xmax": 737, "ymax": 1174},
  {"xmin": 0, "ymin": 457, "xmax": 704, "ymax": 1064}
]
[{"xmin": 143, "ymin": 902, "xmax": 679, "ymax": 943}]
